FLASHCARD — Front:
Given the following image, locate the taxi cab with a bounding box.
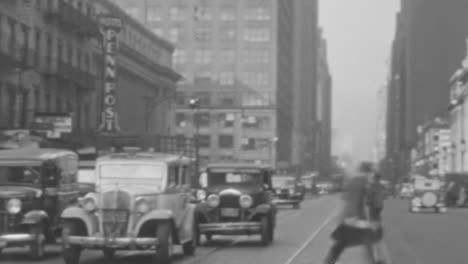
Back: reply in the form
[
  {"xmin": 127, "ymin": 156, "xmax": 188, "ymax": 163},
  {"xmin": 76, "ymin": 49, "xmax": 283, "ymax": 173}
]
[
  {"xmin": 195, "ymin": 163, "xmax": 277, "ymax": 246},
  {"xmin": 410, "ymin": 177, "xmax": 446, "ymax": 213},
  {"xmin": 272, "ymin": 175, "xmax": 303, "ymax": 209},
  {"xmin": 0, "ymin": 148, "xmax": 87, "ymax": 260},
  {"xmin": 60, "ymin": 148, "xmax": 198, "ymax": 264}
]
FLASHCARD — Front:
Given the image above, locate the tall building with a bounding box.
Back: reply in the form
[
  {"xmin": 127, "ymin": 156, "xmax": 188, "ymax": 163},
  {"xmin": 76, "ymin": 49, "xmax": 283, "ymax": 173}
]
[
  {"xmin": 277, "ymin": 0, "xmax": 320, "ymax": 172},
  {"xmin": 386, "ymin": 0, "xmax": 468, "ymax": 180},
  {"xmin": 316, "ymin": 30, "xmax": 332, "ymax": 178},
  {"xmin": 111, "ymin": 0, "xmax": 280, "ymax": 166},
  {"xmin": 0, "ymin": 0, "xmax": 179, "ymax": 144}
]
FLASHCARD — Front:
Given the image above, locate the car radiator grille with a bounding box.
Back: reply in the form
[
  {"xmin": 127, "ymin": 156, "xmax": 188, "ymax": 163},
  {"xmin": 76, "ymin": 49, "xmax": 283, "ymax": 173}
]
[
  {"xmin": 219, "ymin": 194, "xmax": 240, "ymax": 208},
  {"xmin": 100, "ymin": 190, "xmax": 131, "ymax": 237}
]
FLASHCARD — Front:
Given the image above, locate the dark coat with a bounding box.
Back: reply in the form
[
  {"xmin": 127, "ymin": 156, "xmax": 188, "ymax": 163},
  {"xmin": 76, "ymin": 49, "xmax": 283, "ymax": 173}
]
[{"xmin": 339, "ymin": 176, "xmax": 368, "ymax": 221}]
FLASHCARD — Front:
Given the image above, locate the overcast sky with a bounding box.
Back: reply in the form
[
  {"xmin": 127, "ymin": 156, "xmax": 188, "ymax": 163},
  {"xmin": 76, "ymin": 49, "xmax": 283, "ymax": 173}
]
[{"xmin": 319, "ymin": 0, "xmax": 400, "ymax": 161}]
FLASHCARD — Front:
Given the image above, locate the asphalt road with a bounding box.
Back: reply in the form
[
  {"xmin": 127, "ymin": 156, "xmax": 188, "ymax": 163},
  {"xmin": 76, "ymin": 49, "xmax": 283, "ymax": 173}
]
[
  {"xmin": 382, "ymin": 198, "xmax": 468, "ymax": 264},
  {"xmin": 2, "ymin": 195, "xmax": 372, "ymax": 264}
]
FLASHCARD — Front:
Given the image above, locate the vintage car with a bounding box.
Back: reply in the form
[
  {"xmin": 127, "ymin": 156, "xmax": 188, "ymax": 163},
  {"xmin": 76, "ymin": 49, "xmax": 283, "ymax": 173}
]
[
  {"xmin": 60, "ymin": 150, "xmax": 198, "ymax": 264},
  {"xmin": 0, "ymin": 148, "xmax": 87, "ymax": 259},
  {"xmin": 195, "ymin": 163, "xmax": 277, "ymax": 246},
  {"xmin": 410, "ymin": 177, "xmax": 446, "ymax": 213},
  {"xmin": 271, "ymin": 175, "xmax": 304, "ymax": 208}
]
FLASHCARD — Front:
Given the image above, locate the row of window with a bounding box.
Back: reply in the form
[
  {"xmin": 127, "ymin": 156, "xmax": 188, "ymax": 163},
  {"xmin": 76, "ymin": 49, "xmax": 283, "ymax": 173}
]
[
  {"xmin": 176, "ymin": 112, "xmax": 271, "ymax": 130},
  {"xmin": 152, "ymin": 26, "xmax": 271, "ymax": 43},
  {"xmin": 191, "ymin": 134, "xmax": 273, "ymax": 151},
  {"xmin": 173, "ymin": 48, "xmax": 269, "ymax": 65},
  {"xmin": 176, "ymin": 92, "xmax": 273, "ymax": 107},
  {"xmin": 136, "ymin": 5, "xmax": 271, "ymax": 22}
]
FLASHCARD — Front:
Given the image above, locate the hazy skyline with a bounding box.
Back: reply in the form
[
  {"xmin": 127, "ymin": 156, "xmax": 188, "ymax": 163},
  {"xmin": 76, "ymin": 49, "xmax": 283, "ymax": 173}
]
[{"xmin": 320, "ymin": 0, "xmax": 400, "ymax": 161}]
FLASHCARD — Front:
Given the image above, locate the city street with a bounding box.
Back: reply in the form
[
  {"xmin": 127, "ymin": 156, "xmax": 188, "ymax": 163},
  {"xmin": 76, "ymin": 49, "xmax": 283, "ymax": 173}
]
[
  {"xmin": 384, "ymin": 198, "xmax": 468, "ymax": 264},
  {"xmin": 1, "ymin": 195, "xmax": 370, "ymax": 264}
]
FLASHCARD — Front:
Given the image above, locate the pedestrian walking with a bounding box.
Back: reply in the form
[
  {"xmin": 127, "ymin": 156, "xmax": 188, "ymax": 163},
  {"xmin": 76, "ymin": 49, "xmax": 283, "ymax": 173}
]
[
  {"xmin": 323, "ymin": 162, "xmax": 383, "ymax": 264},
  {"xmin": 366, "ymin": 173, "xmax": 385, "ymax": 222}
]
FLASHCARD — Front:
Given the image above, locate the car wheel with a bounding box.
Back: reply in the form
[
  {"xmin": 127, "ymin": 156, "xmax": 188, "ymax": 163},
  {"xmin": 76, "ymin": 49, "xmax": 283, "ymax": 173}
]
[
  {"xmin": 62, "ymin": 221, "xmax": 82, "ymax": 264},
  {"xmin": 103, "ymin": 248, "xmax": 115, "ymax": 259},
  {"xmin": 29, "ymin": 224, "xmax": 45, "ymax": 261},
  {"xmin": 260, "ymin": 216, "xmax": 271, "ymax": 246},
  {"xmin": 182, "ymin": 223, "xmax": 197, "ymax": 256},
  {"xmin": 155, "ymin": 221, "xmax": 173, "ymax": 264}
]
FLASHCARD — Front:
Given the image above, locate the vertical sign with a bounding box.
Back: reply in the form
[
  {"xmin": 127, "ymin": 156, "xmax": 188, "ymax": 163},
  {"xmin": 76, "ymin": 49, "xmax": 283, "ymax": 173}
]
[{"xmin": 98, "ymin": 15, "xmax": 122, "ymax": 133}]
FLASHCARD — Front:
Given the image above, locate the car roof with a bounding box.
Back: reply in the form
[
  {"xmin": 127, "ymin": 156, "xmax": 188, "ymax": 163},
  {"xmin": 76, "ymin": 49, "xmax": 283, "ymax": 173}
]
[
  {"xmin": 205, "ymin": 162, "xmax": 272, "ymax": 170},
  {"xmin": 97, "ymin": 152, "xmax": 193, "ymax": 164},
  {"xmin": 0, "ymin": 148, "xmax": 76, "ymax": 160}
]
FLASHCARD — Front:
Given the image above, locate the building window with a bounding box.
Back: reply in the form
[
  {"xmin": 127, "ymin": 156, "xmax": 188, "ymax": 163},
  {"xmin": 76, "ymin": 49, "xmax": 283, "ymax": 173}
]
[
  {"xmin": 196, "ymin": 135, "xmax": 211, "ymax": 148},
  {"xmin": 244, "ymin": 6, "xmax": 271, "ymax": 20},
  {"xmin": 195, "ymin": 6, "xmax": 212, "ymax": 20},
  {"xmin": 195, "ymin": 49, "xmax": 212, "ymax": 64},
  {"xmin": 169, "ymin": 27, "xmax": 180, "ymax": 43},
  {"xmin": 173, "ymin": 49, "xmax": 187, "ymax": 65},
  {"xmin": 219, "ymin": 72, "xmax": 234, "ymax": 85},
  {"xmin": 218, "ymin": 113, "xmax": 235, "ymax": 128},
  {"xmin": 219, "ymin": 135, "xmax": 234, "ymax": 149},
  {"xmin": 147, "ymin": 5, "xmax": 162, "ymax": 21},
  {"xmin": 125, "ymin": 7, "xmax": 139, "ymax": 19},
  {"xmin": 242, "ymin": 115, "xmax": 271, "ymax": 130},
  {"xmin": 152, "ymin": 27, "xmax": 163, "ymax": 37},
  {"xmin": 243, "ymin": 28, "xmax": 270, "ymax": 42},
  {"xmin": 219, "ymin": 49, "xmax": 235, "ymax": 64},
  {"xmin": 194, "ymin": 27, "xmax": 212, "ymax": 42},
  {"xmin": 241, "ymin": 138, "xmax": 256, "ymax": 150},
  {"xmin": 169, "ymin": 6, "xmax": 185, "ymax": 21},
  {"xmin": 219, "ymin": 27, "xmax": 236, "ymax": 41},
  {"xmin": 195, "ymin": 112, "xmax": 211, "ymax": 127},
  {"xmin": 220, "ymin": 7, "xmax": 235, "ymax": 21}
]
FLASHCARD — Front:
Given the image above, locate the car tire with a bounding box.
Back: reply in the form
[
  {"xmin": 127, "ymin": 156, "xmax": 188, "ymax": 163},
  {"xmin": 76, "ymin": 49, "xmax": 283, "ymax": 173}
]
[
  {"xmin": 29, "ymin": 224, "xmax": 45, "ymax": 261},
  {"xmin": 260, "ymin": 216, "xmax": 271, "ymax": 246},
  {"xmin": 103, "ymin": 248, "xmax": 115, "ymax": 259},
  {"xmin": 155, "ymin": 221, "xmax": 173, "ymax": 264},
  {"xmin": 182, "ymin": 223, "xmax": 196, "ymax": 256},
  {"xmin": 62, "ymin": 221, "xmax": 82, "ymax": 264}
]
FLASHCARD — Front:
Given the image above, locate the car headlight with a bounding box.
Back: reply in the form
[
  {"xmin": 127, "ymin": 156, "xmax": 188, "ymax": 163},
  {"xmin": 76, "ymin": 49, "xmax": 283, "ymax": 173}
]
[
  {"xmin": 239, "ymin": 194, "xmax": 253, "ymax": 208},
  {"xmin": 6, "ymin": 198, "xmax": 22, "ymax": 214},
  {"xmin": 81, "ymin": 193, "xmax": 98, "ymax": 212},
  {"xmin": 197, "ymin": 189, "xmax": 207, "ymax": 200},
  {"xmin": 207, "ymin": 194, "xmax": 220, "ymax": 207},
  {"xmin": 289, "ymin": 189, "xmax": 295, "ymax": 195},
  {"xmin": 135, "ymin": 198, "xmax": 150, "ymax": 214}
]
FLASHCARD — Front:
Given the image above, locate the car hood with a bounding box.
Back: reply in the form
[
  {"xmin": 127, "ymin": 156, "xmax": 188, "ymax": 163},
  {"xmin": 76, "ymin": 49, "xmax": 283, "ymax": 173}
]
[
  {"xmin": 0, "ymin": 186, "xmax": 41, "ymax": 199},
  {"xmin": 99, "ymin": 184, "xmax": 162, "ymax": 196},
  {"xmin": 206, "ymin": 184, "xmax": 265, "ymax": 195}
]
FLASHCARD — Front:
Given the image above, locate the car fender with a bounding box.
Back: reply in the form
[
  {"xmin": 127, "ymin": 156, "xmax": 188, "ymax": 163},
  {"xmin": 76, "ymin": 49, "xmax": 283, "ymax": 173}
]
[
  {"xmin": 61, "ymin": 206, "xmax": 98, "ymax": 236},
  {"xmin": 180, "ymin": 203, "xmax": 196, "ymax": 240},
  {"xmin": 134, "ymin": 209, "xmax": 175, "ymax": 234},
  {"xmin": 21, "ymin": 210, "xmax": 48, "ymax": 225}
]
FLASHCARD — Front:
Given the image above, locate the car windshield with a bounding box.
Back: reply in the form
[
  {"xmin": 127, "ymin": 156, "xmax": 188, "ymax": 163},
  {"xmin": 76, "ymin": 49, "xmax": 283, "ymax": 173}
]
[
  {"xmin": 272, "ymin": 177, "xmax": 295, "ymax": 188},
  {"xmin": 0, "ymin": 166, "xmax": 40, "ymax": 185},
  {"xmin": 207, "ymin": 168, "xmax": 263, "ymax": 186}
]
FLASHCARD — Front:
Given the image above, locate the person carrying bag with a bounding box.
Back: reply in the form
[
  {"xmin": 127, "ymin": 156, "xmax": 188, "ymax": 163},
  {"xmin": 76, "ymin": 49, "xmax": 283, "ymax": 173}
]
[{"xmin": 323, "ymin": 162, "xmax": 384, "ymax": 264}]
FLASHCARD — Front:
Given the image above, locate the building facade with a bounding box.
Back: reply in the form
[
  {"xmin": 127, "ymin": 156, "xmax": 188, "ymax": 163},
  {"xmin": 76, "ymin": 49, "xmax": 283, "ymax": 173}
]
[
  {"xmin": 0, "ymin": 0, "xmax": 179, "ymax": 142},
  {"xmin": 276, "ymin": 0, "xmax": 320, "ymax": 172},
  {"xmin": 386, "ymin": 0, "xmax": 468, "ymax": 180},
  {"xmin": 316, "ymin": 32, "xmax": 332, "ymax": 178},
  {"xmin": 111, "ymin": 0, "xmax": 278, "ymax": 166}
]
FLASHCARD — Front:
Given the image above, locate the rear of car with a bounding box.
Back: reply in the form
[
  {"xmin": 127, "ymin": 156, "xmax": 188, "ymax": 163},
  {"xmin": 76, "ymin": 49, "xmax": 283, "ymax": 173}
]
[
  {"xmin": 272, "ymin": 176, "xmax": 303, "ymax": 208},
  {"xmin": 410, "ymin": 179, "xmax": 446, "ymax": 213}
]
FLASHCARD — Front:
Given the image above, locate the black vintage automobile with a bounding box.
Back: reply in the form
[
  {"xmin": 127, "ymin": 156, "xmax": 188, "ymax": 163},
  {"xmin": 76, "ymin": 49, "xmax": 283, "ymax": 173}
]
[
  {"xmin": 195, "ymin": 163, "xmax": 277, "ymax": 246},
  {"xmin": 0, "ymin": 148, "xmax": 91, "ymax": 259},
  {"xmin": 272, "ymin": 175, "xmax": 304, "ymax": 209}
]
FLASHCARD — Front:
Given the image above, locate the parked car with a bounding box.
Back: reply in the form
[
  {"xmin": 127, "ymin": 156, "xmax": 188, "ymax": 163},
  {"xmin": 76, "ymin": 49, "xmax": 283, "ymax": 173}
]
[
  {"xmin": 60, "ymin": 149, "xmax": 198, "ymax": 264},
  {"xmin": 195, "ymin": 163, "xmax": 277, "ymax": 246},
  {"xmin": 0, "ymin": 148, "xmax": 89, "ymax": 259},
  {"xmin": 272, "ymin": 175, "xmax": 304, "ymax": 209},
  {"xmin": 410, "ymin": 177, "xmax": 446, "ymax": 213}
]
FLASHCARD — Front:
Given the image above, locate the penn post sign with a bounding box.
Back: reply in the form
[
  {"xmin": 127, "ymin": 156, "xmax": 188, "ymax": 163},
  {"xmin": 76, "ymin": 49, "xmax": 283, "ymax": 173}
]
[{"xmin": 98, "ymin": 14, "xmax": 122, "ymax": 133}]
